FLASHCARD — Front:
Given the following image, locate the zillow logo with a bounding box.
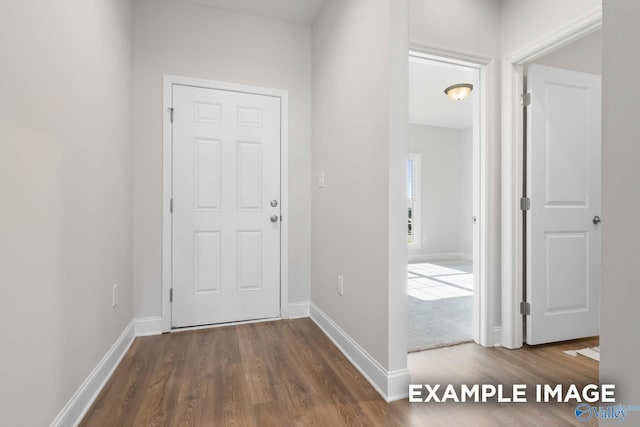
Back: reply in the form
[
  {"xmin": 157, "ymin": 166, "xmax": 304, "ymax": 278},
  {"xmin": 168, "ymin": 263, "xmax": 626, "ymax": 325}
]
[{"xmin": 575, "ymin": 403, "xmax": 640, "ymax": 422}]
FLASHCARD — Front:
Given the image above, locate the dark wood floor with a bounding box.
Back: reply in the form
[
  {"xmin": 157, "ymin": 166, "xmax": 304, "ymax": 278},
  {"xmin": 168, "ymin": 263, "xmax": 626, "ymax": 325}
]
[{"xmin": 81, "ymin": 318, "xmax": 598, "ymax": 426}]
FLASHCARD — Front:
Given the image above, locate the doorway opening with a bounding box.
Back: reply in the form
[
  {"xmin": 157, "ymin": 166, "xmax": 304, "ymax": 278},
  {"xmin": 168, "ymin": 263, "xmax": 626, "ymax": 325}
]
[
  {"xmin": 522, "ymin": 31, "xmax": 603, "ymax": 347},
  {"xmin": 502, "ymin": 23, "xmax": 603, "ymax": 349},
  {"xmin": 407, "ymin": 48, "xmax": 489, "ymax": 352}
]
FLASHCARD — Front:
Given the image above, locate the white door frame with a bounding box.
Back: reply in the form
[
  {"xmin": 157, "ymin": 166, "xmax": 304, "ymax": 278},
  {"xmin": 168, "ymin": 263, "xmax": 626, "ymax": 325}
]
[
  {"xmin": 500, "ymin": 6, "xmax": 602, "ymax": 349},
  {"xmin": 161, "ymin": 75, "xmax": 289, "ymax": 332},
  {"xmin": 409, "ymin": 43, "xmax": 492, "ymax": 346}
]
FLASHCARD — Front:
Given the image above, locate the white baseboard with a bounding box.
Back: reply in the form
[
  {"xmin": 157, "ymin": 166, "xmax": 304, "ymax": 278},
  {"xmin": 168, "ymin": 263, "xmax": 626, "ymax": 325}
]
[
  {"xmin": 408, "ymin": 252, "xmax": 472, "ymax": 263},
  {"xmin": 459, "ymin": 253, "xmax": 472, "ymax": 261},
  {"xmin": 493, "ymin": 326, "xmax": 503, "ymax": 347},
  {"xmin": 309, "ymin": 303, "xmax": 410, "ymax": 402},
  {"xmin": 50, "ymin": 321, "xmax": 135, "ymax": 427},
  {"xmin": 287, "ymin": 301, "xmax": 310, "ymax": 319},
  {"xmin": 134, "ymin": 316, "xmax": 163, "ymax": 336}
]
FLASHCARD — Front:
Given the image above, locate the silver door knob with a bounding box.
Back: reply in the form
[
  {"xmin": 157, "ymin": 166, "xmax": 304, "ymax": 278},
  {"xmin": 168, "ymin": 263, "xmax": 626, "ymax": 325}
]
[
  {"xmin": 270, "ymin": 200, "xmax": 278, "ymax": 207},
  {"xmin": 593, "ymin": 215, "xmax": 601, "ymax": 225},
  {"xmin": 270, "ymin": 215, "xmax": 279, "ymax": 223}
]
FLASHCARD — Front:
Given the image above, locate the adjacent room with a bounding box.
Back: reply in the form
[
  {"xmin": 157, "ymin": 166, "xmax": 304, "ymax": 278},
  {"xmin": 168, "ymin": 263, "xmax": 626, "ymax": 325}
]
[{"xmin": 407, "ymin": 56, "xmax": 477, "ymax": 352}]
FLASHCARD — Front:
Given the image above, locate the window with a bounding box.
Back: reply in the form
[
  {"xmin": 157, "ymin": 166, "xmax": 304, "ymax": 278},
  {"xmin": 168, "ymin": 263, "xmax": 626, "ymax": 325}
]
[{"xmin": 408, "ymin": 153, "xmax": 421, "ymax": 249}]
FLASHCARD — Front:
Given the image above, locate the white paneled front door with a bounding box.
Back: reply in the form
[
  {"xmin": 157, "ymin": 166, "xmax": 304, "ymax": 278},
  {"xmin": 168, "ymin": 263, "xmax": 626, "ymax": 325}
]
[
  {"xmin": 171, "ymin": 84, "xmax": 281, "ymax": 328},
  {"xmin": 526, "ymin": 64, "xmax": 601, "ymax": 345}
]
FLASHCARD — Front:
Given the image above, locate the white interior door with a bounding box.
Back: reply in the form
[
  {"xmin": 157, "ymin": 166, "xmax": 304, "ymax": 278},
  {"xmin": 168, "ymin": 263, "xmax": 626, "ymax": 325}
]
[
  {"xmin": 172, "ymin": 84, "xmax": 281, "ymax": 328},
  {"xmin": 526, "ymin": 64, "xmax": 601, "ymax": 345}
]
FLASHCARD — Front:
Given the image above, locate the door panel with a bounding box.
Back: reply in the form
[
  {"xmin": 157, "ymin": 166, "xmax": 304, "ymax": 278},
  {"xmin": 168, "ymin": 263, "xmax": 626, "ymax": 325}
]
[
  {"xmin": 194, "ymin": 139, "xmax": 222, "ymax": 210},
  {"xmin": 237, "ymin": 141, "xmax": 263, "ymax": 210},
  {"xmin": 172, "ymin": 84, "xmax": 281, "ymax": 328},
  {"xmin": 526, "ymin": 64, "xmax": 601, "ymax": 345},
  {"xmin": 545, "ymin": 232, "xmax": 588, "ymax": 313},
  {"xmin": 194, "ymin": 231, "xmax": 221, "ymax": 294}
]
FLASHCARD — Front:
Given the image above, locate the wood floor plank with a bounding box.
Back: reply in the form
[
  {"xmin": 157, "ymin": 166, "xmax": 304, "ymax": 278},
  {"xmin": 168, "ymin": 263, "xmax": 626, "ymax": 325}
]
[
  {"xmin": 237, "ymin": 323, "xmax": 277, "ymax": 406},
  {"xmin": 81, "ymin": 319, "xmax": 599, "ymax": 426},
  {"xmin": 80, "ymin": 336, "xmax": 164, "ymax": 426}
]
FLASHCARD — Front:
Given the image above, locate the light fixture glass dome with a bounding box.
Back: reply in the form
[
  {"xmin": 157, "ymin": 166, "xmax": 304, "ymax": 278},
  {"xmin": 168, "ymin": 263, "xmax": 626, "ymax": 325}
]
[{"xmin": 444, "ymin": 83, "xmax": 474, "ymax": 101}]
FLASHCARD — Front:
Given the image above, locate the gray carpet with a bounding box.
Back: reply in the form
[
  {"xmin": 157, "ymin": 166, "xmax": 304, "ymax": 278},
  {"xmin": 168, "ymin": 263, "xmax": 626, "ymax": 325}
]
[{"xmin": 407, "ymin": 295, "xmax": 473, "ymax": 352}]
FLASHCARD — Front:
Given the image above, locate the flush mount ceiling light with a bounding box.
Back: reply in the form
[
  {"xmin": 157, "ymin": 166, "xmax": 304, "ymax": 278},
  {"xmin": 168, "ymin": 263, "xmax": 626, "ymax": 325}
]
[{"xmin": 444, "ymin": 83, "xmax": 474, "ymax": 101}]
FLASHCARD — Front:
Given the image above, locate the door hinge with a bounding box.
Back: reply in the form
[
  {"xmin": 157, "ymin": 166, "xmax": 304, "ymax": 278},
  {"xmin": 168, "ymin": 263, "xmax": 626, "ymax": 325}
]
[
  {"xmin": 170, "ymin": 288, "xmax": 173, "ymax": 303},
  {"xmin": 170, "ymin": 198, "xmax": 173, "ymax": 213},
  {"xmin": 168, "ymin": 107, "xmax": 174, "ymax": 123},
  {"xmin": 520, "ymin": 301, "xmax": 531, "ymax": 316},
  {"xmin": 520, "ymin": 92, "xmax": 531, "ymax": 107},
  {"xmin": 520, "ymin": 197, "xmax": 530, "ymax": 211}
]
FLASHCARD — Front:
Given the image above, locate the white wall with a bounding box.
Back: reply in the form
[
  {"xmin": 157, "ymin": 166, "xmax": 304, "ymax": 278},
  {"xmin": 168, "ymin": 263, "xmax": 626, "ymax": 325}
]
[
  {"xmin": 409, "ymin": 0, "xmax": 502, "ymax": 328},
  {"xmin": 532, "ymin": 30, "xmax": 602, "ymax": 75},
  {"xmin": 132, "ymin": 0, "xmax": 312, "ymax": 319},
  {"xmin": 312, "ymin": 0, "xmax": 408, "ymax": 378},
  {"xmin": 460, "ymin": 126, "xmax": 473, "ymax": 254},
  {"xmin": 387, "ymin": 0, "xmax": 410, "ymax": 374},
  {"xmin": 600, "ymin": 0, "xmax": 640, "ymax": 421},
  {"xmin": 533, "ymin": 31, "xmax": 602, "ymax": 75},
  {"xmin": 500, "ymin": 0, "xmax": 601, "ymax": 56},
  {"xmin": 0, "ymin": 0, "xmax": 134, "ymax": 424},
  {"xmin": 409, "ymin": 125, "xmax": 472, "ymax": 258},
  {"xmin": 410, "ymin": 0, "xmax": 500, "ymax": 55}
]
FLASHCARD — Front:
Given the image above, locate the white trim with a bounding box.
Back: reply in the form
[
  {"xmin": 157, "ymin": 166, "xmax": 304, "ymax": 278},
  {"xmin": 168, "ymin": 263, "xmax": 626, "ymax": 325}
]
[
  {"xmin": 134, "ymin": 316, "xmax": 162, "ymax": 337},
  {"xmin": 408, "ymin": 252, "xmax": 472, "ymax": 263},
  {"xmin": 310, "ymin": 303, "xmax": 410, "ymax": 402},
  {"xmin": 162, "ymin": 75, "xmax": 290, "ymax": 332},
  {"xmin": 505, "ymin": 6, "xmax": 603, "ymax": 65},
  {"xmin": 50, "ymin": 322, "xmax": 134, "ymax": 427},
  {"xmin": 280, "ymin": 92, "xmax": 290, "ymax": 320},
  {"xmin": 500, "ymin": 60, "xmax": 525, "ymax": 349},
  {"xmin": 409, "ymin": 43, "xmax": 492, "ymax": 66},
  {"xmin": 162, "ymin": 76, "xmax": 174, "ymax": 333},
  {"xmin": 287, "ymin": 301, "xmax": 310, "ymax": 319},
  {"xmin": 500, "ymin": 5, "xmax": 602, "ymax": 349},
  {"xmin": 409, "ymin": 44, "xmax": 492, "ymax": 347}
]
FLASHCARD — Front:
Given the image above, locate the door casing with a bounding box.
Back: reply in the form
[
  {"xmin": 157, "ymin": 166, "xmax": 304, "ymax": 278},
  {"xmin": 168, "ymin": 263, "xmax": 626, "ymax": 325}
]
[
  {"xmin": 501, "ymin": 5, "xmax": 602, "ymax": 349},
  {"xmin": 161, "ymin": 75, "xmax": 289, "ymax": 333}
]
